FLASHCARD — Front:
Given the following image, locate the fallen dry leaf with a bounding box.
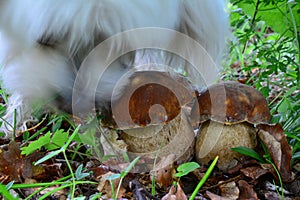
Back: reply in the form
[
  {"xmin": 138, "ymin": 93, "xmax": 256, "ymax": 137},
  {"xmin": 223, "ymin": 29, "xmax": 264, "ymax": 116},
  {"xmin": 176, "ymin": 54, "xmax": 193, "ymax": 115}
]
[
  {"xmin": 90, "ymin": 165, "xmax": 111, "ymax": 178},
  {"xmin": 38, "ymin": 186, "xmax": 67, "ymax": 199},
  {"xmin": 175, "ymin": 184, "xmax": 188, "ymax": 200},
  {"xmin": 219, "ymin": 181, "xmax": 239, "ymax": 199},
  {"xmin": 205, "ymin": 190, "xmax": 232, "ymax": 200},
  {"xmin": 264, "ymin": 181, "xmax": 291, "ymax": 195},
  {"xmin": 97, "ymin": 171, "xmax": 126, "ymax": 199},
  {"xmin": 286, "ymin": 177, "xmax": 300, "ymax": 197},
  {"xmin": 161, "ymin": 184, "xmax": 187, "ymax": 200},
  {"xmin": 0, "ymin": 141, "xmax": 43, "ymax": 183},
  {"xmin": 240, "ymin": 165, "xmax": 271, "ymax": 180},
  {"xmin": 238, "ymin": 180, "xmax": 258, "ymax": 200},
  {"xmin": 151, "ymin": 154, "xmax": 176, "ymax": 188},
  {"xmin": 23, "ymin": 178, "xmax": 67, "ymax": 199},
  {"xmin": 227, "ymin": 159, "xmax": 259, "ymax": 174},
  {"xmin": 161, "ymin": 185, "xmax": 177, "ymax": 200},
  {"xmin": 257, "ymin": 124, "xmax": 293, "ymax": 182}
]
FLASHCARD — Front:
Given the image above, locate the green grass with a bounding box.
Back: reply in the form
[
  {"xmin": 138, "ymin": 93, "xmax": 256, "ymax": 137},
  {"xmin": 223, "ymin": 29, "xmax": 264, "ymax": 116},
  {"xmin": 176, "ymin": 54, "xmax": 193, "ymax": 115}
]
[{"xmin": 226, "ymin": 0, "xmax": 300, "ymax": 161}]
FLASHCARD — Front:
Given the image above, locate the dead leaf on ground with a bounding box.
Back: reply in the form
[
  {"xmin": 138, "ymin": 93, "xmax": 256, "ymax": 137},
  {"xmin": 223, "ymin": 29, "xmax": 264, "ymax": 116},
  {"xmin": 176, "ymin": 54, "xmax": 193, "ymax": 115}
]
[
  {"xmin": 90, "ymin": 165, "xmax": 111, "ymax": 178},
  {"xmin": 219, "ymin": 181, "xmax": 239, "ymax": 199},
  {"xmin": 240, "ymin": 165, "xmax": 271, "ymax": 180},
  {"xmin": 287, "ymin": 177, "xmax": 300, "ymax": 197},
  {"xmin": 257, "ymin": 124, "xmax": 293, "ymax": 182},
  {"xmin": 258, "ymin": 181, "xmax": 298, "ymax": 200},
  {"xmin": 0, "ymin": 141, "xmax": 44, "ymax": 183},
  {"xmin": 97, "ymin": 171, "xmax": 126, "ymax": 199},
  {"xmin": 22, "ymin": 178, "xmax": 67, "ymax": 199},
  {"xmin": 161, "ymin": 184, "xmax": 187, "ymax": 200},
  {"xmin": 151, "ymin": 154, "xmax": 176, "ymax": 189},
  {"xmin": 161, "ymin": 185, "xmax": 177, "ymax": 200},
  {"xmin": 205, "ymin": 190, "xmax": 232, "ymax": 200},
  {"xmin": 175, "ymin": 184, "xmax": 188, "ymax": 200},
  {"xmin": 238, "ymin": 180, "xmax": 258, "ymax": 200},
  {"xmin": 227, "ymin": 159, "xmax": 259, "ymax": 174}
]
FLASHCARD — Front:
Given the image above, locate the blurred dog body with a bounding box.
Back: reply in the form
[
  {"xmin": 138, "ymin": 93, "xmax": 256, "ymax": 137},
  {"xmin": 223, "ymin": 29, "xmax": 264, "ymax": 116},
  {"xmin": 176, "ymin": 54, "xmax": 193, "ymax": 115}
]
[{"xmin": 0, "ymin": 0, "xmax": 229, "ymax": 138}]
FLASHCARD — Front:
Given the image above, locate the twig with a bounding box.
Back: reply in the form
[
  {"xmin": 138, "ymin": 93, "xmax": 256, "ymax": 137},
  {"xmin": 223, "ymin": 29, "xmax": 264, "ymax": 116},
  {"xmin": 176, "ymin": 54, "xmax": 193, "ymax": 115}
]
[{"xmin": 199, "ymin": 174, "xmax": 243, "ymax": 193}]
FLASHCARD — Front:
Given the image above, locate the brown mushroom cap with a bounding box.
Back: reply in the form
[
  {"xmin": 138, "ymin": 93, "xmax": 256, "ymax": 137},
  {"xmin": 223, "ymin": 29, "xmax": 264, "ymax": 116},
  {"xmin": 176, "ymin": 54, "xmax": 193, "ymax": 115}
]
[
  {"xmin": 191, "ymin": 81, "xmax": 271, "ymax": 125},
  {"xmin": 110, "ymin": 70, "xmax": 195, "ymax": 129}
]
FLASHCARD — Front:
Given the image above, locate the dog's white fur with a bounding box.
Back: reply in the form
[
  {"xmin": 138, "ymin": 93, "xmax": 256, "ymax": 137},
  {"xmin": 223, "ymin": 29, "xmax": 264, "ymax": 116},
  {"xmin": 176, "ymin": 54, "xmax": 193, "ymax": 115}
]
[{"xmin": 0, "ymin": 0, "xmax": 229, "ymax": 138}]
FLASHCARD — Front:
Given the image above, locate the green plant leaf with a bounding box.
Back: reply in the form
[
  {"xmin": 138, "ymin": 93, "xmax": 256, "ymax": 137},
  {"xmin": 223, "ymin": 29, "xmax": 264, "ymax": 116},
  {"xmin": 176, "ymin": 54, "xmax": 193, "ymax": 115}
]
[
  {"xmin": 45, "ymin": 129, "xmax": 69, "ymax": 151},
  {"xmin": 292, "ymin": 151, "xmax": 300, "ymax": 159},
  {"xmin": 5, "ymin": 181, "xmax": 14, "ymax": 190},
  {"xmin": 106, "ymin": 173, "xmax": 121, "ymax": 181},
  {"xmin": 34, "ymin": 149, "xmax": 62, "ymax": 165},
  {"xmin": 122, "ymin": 152, "xmax": 130, "ymax": 163},
  {"xmin": 79, "ymin": 127, "xmax": 97, "ymax": 147},
  {"xmin": 62, "ymin": 126, "xmax": 80, "ymax": 148},
  {"xmin": 175, "ymin": 162, "xmax": 200, "ymax": 178},
  {"xmin": 75, "ymin": 164, "xmax": 90, "ymax": 180},
  {"xmin": 277, "ymin": 98, "xmax": 291, "ymax": 113},
  {"xmin": 286, "ymin": 132, "xmax": 300, "ymax": 142},
  {"xmin": 89, "ymin": 193, "xmax": 102, "ymax": 200},
  {"xmin": 0, "ymin": 131, "xmax": 5, "ymax": 137},
  {"xmin": 189, "ymin": 156, "xmax": 219, "ymax": 200},
  {"xmin": 35, "ymin": 128, "xmax": 80, "ymax": 176},
  {"xmin": 22, "ymin": 131, "xmax": 30, "ymax": 141},
  {"xmin": 0, "ymin": 184, "xmax": 17, "ymax": 200},
  {"xmin": 20, "ymin": 132, "xmax": 51, "ymax": 156},
  {"xmin": 236, "ymin": 0, "xmax": 300, "ymax": 37},
  {"xmin": 232, "ymin": 146, "xmax": 265, "ymax": 163},
  {"xmin": 73, "ymin": 196, "xmax": 86, "ymax": 200},
  {"xmin": 120, "ymin": 156, "xmax": 140, "ymax": 178},
  {"xmin": 21, "ymin": 129, "xmax": 70, "ymax": 155}
]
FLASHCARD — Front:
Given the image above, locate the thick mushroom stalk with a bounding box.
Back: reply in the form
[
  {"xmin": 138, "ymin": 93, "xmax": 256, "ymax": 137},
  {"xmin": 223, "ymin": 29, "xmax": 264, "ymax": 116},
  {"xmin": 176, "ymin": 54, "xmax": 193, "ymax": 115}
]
[{"xmin": 196, "ymin": 121, "xmax": 257, "ymax": 170}]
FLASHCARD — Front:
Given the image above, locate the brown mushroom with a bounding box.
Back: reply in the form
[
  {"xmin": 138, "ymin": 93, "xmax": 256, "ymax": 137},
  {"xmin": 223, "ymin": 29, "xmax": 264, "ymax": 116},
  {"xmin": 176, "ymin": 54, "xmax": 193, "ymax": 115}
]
[
  {"xmin": 101, "ymin": 70, "xmax": 196, "ymax": 167},
  {"xmin": 191, "ymin": 81, "xmax": 271, "ymax": 170}
]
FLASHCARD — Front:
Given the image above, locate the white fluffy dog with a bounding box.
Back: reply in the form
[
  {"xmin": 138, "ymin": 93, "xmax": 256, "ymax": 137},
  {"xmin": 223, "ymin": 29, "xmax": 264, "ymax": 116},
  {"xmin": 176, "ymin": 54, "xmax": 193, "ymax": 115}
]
[{"xmin": 0, "ymin": 0, "xmax": 229, "ymax": 138}]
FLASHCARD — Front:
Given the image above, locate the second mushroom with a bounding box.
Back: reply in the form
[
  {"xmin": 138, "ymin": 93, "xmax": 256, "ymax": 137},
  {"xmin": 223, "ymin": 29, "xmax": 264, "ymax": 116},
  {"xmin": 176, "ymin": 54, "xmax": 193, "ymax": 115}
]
[{"xmin": 191, "ymin": 81, "xmax": 272, "ymax": 170}]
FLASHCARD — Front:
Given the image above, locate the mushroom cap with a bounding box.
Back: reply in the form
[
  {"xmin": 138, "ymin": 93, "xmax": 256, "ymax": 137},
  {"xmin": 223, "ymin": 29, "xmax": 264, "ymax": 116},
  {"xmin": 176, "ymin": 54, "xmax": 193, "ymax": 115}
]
[
  {"xmin": 191, "ymin": 81, "xmax": 271, "ymax": 125},
  {"xmin": 111, "ymin": 70, "xmax": 195, "ymax": 129}
]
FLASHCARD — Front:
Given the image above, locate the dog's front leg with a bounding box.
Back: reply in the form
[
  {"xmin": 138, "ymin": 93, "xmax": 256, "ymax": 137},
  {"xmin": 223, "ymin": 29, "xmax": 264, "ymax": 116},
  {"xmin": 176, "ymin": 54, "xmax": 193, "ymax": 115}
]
[{"xmin": 0, "ymin": 43, "xmax": 75, "ymax": 138}]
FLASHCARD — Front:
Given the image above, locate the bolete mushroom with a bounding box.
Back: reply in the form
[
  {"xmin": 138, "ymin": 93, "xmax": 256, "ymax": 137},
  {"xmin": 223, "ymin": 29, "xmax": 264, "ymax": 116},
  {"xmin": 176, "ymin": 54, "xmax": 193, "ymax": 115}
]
[
  {"xmin": 191, "ymin": 81, "xmax": 271, "ymax": 170},
  {"xmin": 101, "ymin": 70, "xmax": 196, "ymax": 167}
]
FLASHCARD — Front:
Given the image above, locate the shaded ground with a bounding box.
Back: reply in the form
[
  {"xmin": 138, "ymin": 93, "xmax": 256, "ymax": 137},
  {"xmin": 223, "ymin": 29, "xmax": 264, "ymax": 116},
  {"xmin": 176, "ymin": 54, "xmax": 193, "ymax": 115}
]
[{"xmin": 0, "ymin": 88, "xmax": 299, "ymax": 199}]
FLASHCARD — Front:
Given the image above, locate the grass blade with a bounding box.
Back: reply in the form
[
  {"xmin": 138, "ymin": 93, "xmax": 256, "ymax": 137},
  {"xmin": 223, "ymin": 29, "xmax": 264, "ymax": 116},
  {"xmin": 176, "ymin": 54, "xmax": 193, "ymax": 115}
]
[{"xmin": 189, "ymin": 156, "xmax": 219, "ymax": 200}]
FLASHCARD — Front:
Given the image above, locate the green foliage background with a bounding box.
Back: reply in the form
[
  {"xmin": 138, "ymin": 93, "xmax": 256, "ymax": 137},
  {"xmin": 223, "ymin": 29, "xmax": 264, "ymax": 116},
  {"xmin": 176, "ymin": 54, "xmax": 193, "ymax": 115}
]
[{"xmin": 227, "ymin": 0, "xmax": 300, "ymax": 160}]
